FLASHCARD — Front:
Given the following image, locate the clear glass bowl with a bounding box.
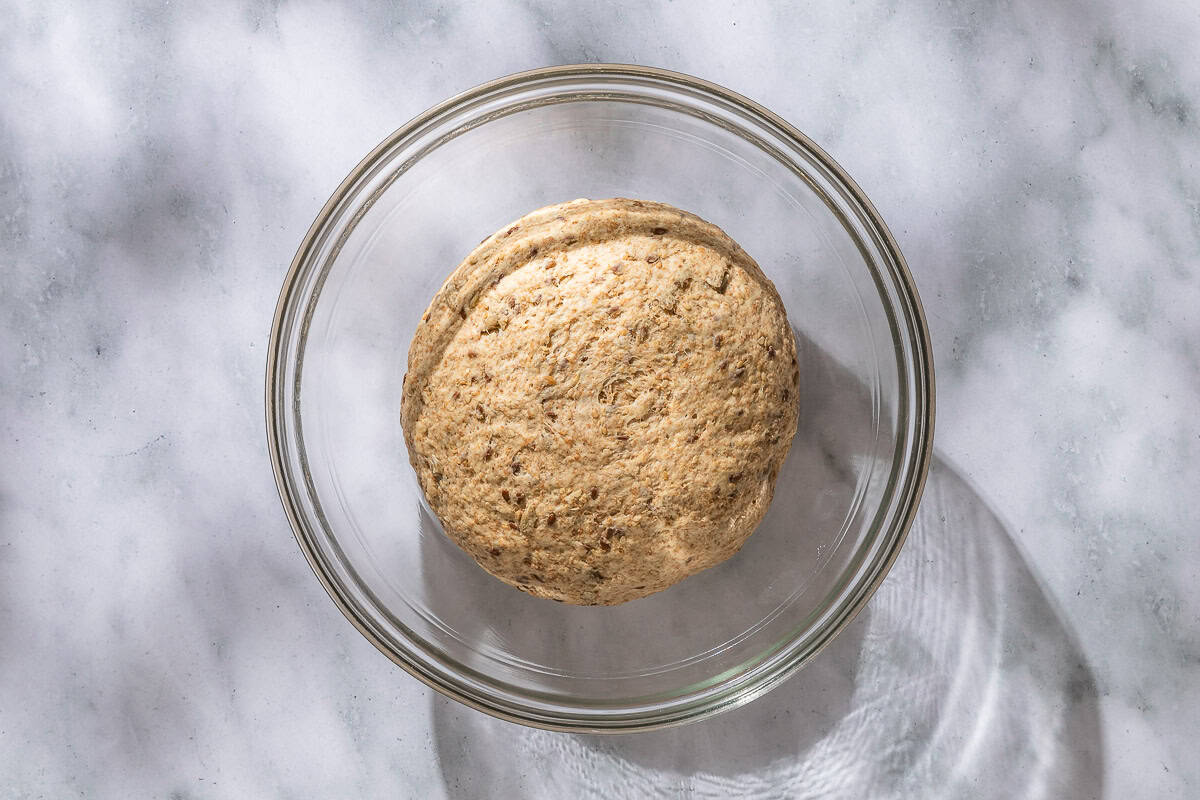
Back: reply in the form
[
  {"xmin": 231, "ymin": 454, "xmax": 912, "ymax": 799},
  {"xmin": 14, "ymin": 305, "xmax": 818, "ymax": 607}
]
[{"xmin": 266, "ymin": 65, "xmax": 934, "ymax": 731}]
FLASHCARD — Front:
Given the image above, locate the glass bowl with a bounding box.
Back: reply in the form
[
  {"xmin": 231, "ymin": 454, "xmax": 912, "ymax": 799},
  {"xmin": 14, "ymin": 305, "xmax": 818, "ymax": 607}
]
[{"xmin": 266, "ymin": 64, "xmax": 934, "ymax": 731}]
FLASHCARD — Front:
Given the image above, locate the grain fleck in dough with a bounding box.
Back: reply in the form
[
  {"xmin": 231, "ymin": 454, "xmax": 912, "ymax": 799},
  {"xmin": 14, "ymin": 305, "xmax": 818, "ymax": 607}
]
[{"xmin": 402, "ymin": 198, "xmax": 799, "ymax": 605}]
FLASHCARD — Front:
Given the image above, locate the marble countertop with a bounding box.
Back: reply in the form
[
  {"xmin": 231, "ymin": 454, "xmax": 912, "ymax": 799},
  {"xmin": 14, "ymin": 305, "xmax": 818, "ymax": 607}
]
[{"xmin": 3, "ymin": 1, "xmax": 1197, "ymax": 797}]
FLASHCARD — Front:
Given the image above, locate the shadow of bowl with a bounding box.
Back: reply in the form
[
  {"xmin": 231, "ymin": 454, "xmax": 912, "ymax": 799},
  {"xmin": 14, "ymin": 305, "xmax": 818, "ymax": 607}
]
[{"xmin": 431, "ymin": 457, "xmax": 1105, "ymax": 798}]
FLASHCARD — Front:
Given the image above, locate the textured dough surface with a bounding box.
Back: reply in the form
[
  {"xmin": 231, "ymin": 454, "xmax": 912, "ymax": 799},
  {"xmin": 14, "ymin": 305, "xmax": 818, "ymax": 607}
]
[{"xmin": 401, "ymin": 198, "xmax": 799, "ymax": 605}]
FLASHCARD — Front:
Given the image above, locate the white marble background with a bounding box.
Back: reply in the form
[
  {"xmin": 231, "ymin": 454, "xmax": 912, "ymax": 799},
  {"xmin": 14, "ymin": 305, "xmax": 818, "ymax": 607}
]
[{"xmin": 2, "ymin": 0, "xmax": 1198, "ymax": 797}]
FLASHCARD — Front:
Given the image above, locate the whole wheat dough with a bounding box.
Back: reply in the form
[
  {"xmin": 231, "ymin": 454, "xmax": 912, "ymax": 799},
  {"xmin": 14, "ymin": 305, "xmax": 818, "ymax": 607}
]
[{"xmin": 401, "ymin": 198, "xmax": 799, "ymax": 605}]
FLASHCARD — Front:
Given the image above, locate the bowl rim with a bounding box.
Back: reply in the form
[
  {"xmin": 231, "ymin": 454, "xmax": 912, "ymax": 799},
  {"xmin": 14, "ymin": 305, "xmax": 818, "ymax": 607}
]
[{"xmin": 265, "ymin": 63, "xmax": 936, "ymax": 733}]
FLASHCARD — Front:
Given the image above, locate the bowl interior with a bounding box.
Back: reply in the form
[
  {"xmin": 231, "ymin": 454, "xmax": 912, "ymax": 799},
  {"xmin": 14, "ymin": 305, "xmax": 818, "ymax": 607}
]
[{"xmin": 273, "ymin": 69, "xmax": 926, "ymax": 727}]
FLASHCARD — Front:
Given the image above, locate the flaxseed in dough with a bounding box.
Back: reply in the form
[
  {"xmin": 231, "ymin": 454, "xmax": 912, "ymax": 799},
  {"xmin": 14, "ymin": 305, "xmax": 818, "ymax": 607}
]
[{"xmin": 402, "ymin": 198, "xmax": 799, "ymax": 605}]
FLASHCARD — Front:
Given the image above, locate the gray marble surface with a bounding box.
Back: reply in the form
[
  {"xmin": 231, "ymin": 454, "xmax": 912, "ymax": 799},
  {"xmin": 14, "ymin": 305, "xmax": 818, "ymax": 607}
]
[{"xmin": 2, "ymin": 1, "xmax": 1197, "ymax": 797}]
